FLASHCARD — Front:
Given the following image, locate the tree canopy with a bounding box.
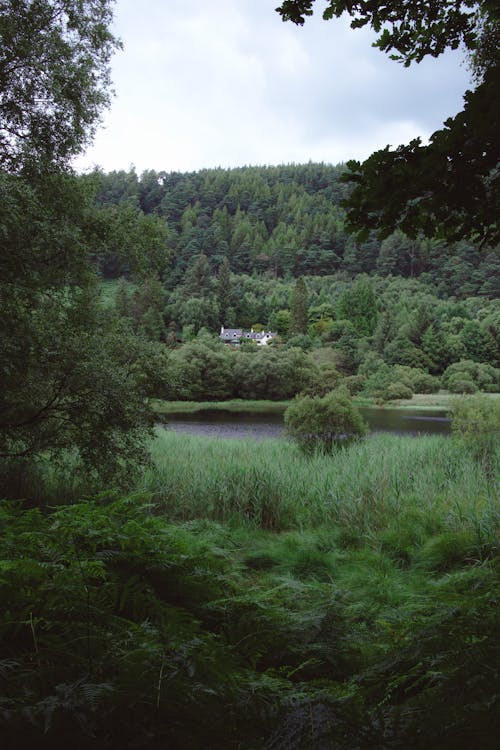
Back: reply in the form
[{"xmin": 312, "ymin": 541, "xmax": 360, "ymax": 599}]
[
  {"xmin": 276, "ymin": 1, "xmax": 484, "ymax": 63},
  {"xmin": 345, "ymin": 57, "xmax": 499, "ymax": 245},
  {"xmin": 276, "ymin": 1, "xmax": 500, "ymax": 245},
  {"xmin": 0, "ymin": 0, "xmax": 119, "ymax": 173},
  {"xmin": 0, "ymin": 1, "xmax": 160, "ymax": 484}
]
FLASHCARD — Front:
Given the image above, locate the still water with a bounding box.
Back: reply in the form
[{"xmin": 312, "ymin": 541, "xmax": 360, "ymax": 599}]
[{"xmin": 163, "ymin": 407, "xmax": 450, "ymax": 441}]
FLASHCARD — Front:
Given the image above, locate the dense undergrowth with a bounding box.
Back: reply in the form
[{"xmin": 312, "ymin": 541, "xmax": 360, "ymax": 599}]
[{"xmin": 1, "ymin": 433, "xmax": 498, "ymax": 748}]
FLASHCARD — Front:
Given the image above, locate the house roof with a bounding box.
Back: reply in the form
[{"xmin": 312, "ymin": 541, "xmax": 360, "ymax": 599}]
[
  {"xmin": 220, "ymin": 328, "xmax": 243, "ymax": 339},
  {"xmin": 219, "ymin": 327, "xmax": 277, "ymax": 342}
]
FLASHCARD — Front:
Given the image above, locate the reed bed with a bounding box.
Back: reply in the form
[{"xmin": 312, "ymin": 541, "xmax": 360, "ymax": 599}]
[{"xmin": 144, "ymin": 429, "xmax": 497, "ymax": 539}]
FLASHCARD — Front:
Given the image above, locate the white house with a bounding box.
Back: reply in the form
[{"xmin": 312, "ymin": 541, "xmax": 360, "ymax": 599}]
[{"xmin": 219, "ymin": 326, "xmax": 277, "ymax": 346}]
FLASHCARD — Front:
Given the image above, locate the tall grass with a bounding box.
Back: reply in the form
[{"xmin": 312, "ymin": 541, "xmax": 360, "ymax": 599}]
[
  {"xmin": 0, "ymin": 451, "xmax": 94, "ymax": 506},
  {"xmin": 144, "ymin": 429, "xmax": 497, "ymax": 539}
]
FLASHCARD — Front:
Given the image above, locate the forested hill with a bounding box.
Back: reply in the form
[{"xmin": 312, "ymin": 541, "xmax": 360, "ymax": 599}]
[{"xmin": 89, "ymin": 163, "xmax": 499, "ymax": 299}]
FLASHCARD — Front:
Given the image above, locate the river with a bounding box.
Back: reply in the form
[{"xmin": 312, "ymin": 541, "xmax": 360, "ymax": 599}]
[{"xmin": 162, "ymin": 406, "xmax": 451, "ymax": 441}]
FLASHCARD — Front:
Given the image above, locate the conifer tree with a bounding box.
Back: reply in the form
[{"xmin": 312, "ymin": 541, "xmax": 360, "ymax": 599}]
[
  {"xmin": 291, "ymin": 277, "xmax": 308, "ymax": 335},
  {"xmin": 217, "ymin": 256, "xmax": 233, "ymax": 325},
  {"xmin": 182, "ymin": 253, "xmax": 213, "ymax": 299},
  {"xmin": 115, "ymin": 277, "xmax": 131, "ymax": 319}
]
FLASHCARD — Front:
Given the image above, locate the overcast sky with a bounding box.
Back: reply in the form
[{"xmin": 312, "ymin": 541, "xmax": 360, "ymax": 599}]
[{"xmin": 74, "ymin": 0, "xmax": 472, "ymax": 175}]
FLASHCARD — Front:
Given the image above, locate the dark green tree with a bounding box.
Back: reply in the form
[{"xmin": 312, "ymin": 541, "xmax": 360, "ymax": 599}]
[
  {"xmin": 460, "ymin": 320, "xmax": 498, "ymax": 364},
  {"xmin": 182, "ymin": 253, "xmax": 213, "ymax": 299},
  {"xmin": 268, "ymin": 309, "xmax": 292, "ymax": 339},
  {"xmin": 233, "ymin": 347, "xmax": 314, "ymax": 400},
  {"xmin": 0, "ymin": 1, "xmax": 158, "ymax": 484},
  {"xmin": 337, "ymin": 277, "xmax": 378, "ymax": 336},
  {"xmin": 90, "ymin": 200, "xmax": 171, "ymax": 279},
  {"xmin": 0, "ymin": 174, "xmax": 156, "ymax": 479},
  {"xmin": 169, "ymin": 341, "xmax": 234, "ymax": 401},
  {"xmin": 130, "ymin": 274, "xmax": 166, "ymax": 341},
  {"xmin": 0, "ymin": 0, "xmax": 119, "ymax": 173},
  {"xmin": 384, "ymin": 333, "xmax": 429, "ymax": 369},
  {"xmin": 377, "ymin": 230, "xmax": 421, "ymax": 276},
  {"xmin": 277, "ymin": 1, "xmax": 500, "ymax": 245},
  {"xmin": 291, "ymin": 277, "xmax": 308, "ymax": 334},
  {"xmin": 178, "ymin": 297, "xmax": 220, "ymax": 334},
  {"xmin": 115, "ymin": 277, "xmax": 131, "ymax": 319},
  {"xmin": 323, "ymin": 319, "xmax": 360, "ymax": 374},
  {"xmin": 277, "ymin": 2, "xmax": 484, "ymax": 64},
  {"xmin": 217, "ymin": 256, "xmax": 233, "ymax": 325},
  {"xmin": 345, "ymin": 72, "xmax": 499, "ymax": 245}
]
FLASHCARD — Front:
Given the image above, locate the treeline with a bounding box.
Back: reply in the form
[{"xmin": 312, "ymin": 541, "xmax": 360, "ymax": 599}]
[
  {"xmin": 88, "ymin": 163, "xmax": 499, "ymax": 299},
  {"xmin": 112, "ymin": 273, "xmax": 499, "ymax": 397},
  {"xmin": 147, "ymin": 339, "xmax": 500, "ymax": 404}
]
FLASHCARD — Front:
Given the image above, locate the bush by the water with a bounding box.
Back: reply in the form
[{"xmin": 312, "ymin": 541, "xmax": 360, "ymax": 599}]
[
  {"xmin": 284, "ymin": 388, "xmax": 367, "ymax": 454},
  {"xmin": 451, "ymin": 393, "xmax": 500, "ymax": 471},
  {"xmin": 443, "ymin": 360, "xmax": 499, "ymax": 393},
  {"xmin": 384, "ymin": 380, "xmax": 413, "ymax": 400}
]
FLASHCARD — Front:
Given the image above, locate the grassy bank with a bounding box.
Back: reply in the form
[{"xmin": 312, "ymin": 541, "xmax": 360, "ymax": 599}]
[
  {"xmin": 152, "ymin": 392, "xmax": 500, "ymax": 416},
  {"xmin": 354, "ymin": 392, "xmax": 454, "ymax": 410},
  {"xmin": 383, "ymin": 391, "xmax": 500, "ymax": 410},
  {"xmin": 152, "ymin": 398, "xmax": 291, "ymax": 414}
]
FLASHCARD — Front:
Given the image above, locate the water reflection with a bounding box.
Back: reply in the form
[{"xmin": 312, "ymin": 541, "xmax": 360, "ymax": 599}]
[
  {"xmin": 163, "ymin": 407, "xmax": 450, "ymax": 441},
  {"xmin": 359, "ymin": 407, "xmax": 450, "ymax": 436}
]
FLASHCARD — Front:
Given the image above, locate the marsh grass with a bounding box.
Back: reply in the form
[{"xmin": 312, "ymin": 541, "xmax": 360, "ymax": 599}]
[
  {"xmin": 142, "ymin": 428, "xmax": 499, "ymax": 658},
  {"xmin": 145, "ymin": 429, "xmax": 496, "ymax": 540}
]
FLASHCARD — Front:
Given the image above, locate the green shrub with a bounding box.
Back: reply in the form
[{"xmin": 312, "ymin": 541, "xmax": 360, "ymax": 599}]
[
  {"xmin": 443, "ymin": 360, "xmax": 499, "ymax": 393},
  {"xmin": 305, "ymin": 364, "xmax": 343, "ymax": 396},
  {"xmin": 362, "ymin": 364, "xmax": 416, "ymax": 401},
  {"xmin": 284, "ymin": 388, "xmax": 368, "ymax": 454},
  {"xmin": 384, "ymin": 381, "xmax": 414, "ymax": 400},
  {"xmin": 448, "ymin": 374, "xmax": 478, "ymax": 394},
  {"xmin": 284, "ymin": 334, "xmax": 316, "ymax": 351},
  {"xmin": 411, "ymin": 371, "xmax": 441, "ymax": 393},
  {"xmin": 343, "ymin": 373, "xmax": 366, "ymax": 394},
  {"xmin": 361, "ymin": 364, "xmax": 395, "ymax": 400},
  {"xmin": 483, "ymin": 383, "xmax": 499, "ymax": 393},
  {"xmin": 358, "ymin": 352, "xmax": 385, "ymax": 377},
  {"xmin": 451, "ymin": 394, "xmax": 500, "ymax": 470},
  {"xmin": 394, "ymin": 365, "xmax": 441, "ymax": 393}
]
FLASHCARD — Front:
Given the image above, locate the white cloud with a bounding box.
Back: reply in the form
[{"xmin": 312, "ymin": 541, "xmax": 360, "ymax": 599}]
[{"xmin": 75, "ymin": 0, "xmax": 471, "ymax": 174}]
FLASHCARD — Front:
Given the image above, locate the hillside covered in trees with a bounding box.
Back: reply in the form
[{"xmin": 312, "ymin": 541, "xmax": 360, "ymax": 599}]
[
  {"xmin": 87, "ymin": 164, "xmax": 499, "ymax": 399},
  {"xmin": 90, "ymin": 163, "xmax": 499, "ymax": 297}
]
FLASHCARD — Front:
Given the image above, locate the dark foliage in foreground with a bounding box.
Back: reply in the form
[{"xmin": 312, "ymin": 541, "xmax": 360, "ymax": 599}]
[{"xmin": 1, "ymin": 492, "xmax": 498, "ymax": 749}]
